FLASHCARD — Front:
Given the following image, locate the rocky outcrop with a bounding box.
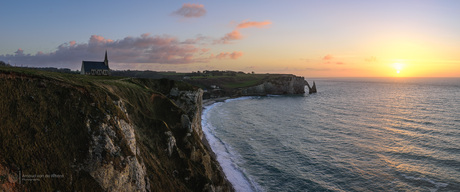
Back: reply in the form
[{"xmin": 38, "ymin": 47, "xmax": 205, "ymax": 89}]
[
  {"xmin": 240, "ymin": 75, "xmax": 308, "ymax": 95},
  {"xmin": 169, "ymin": 88, "xmax": 205, "ymax": 140},
  {"xmin": 306, "ymin": 81, "xmax": 317, "ymax": 94},
  {"xmin": 84, "ymin": 100, "xmax": 149, "ymax": 192},
  {"xmin": 0, "ymin": 68, "xmax": 233, "ymax": 192}
]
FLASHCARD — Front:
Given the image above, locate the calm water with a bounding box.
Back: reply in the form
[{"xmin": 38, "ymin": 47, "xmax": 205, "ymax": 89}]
[{"xmin": 202, "ymin": 78, "xmax": 460, "ymax": 192}]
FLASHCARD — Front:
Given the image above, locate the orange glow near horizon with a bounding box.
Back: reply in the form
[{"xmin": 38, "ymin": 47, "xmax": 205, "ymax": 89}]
[
  {"xmin": 2, "ymin": 2, "xmax": 460, "ymax": 78},
  {"xmin": 393, "ymin": 62, "xmax": 403, "ymax": 76}
]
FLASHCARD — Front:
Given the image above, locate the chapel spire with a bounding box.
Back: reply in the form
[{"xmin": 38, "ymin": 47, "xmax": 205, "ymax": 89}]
[{"xmin": 104, "ymin": 50, "xmax": 108, "ymax": 66}]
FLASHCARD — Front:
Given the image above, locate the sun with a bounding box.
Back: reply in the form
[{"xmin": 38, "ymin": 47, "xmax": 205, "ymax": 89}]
[{"xmin": 393, "ymin": 63, "xmax": 403, "ymax": 74}]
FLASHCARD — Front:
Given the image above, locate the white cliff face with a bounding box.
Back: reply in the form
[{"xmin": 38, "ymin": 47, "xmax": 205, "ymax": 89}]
[
  {"xmin": 170, "ymin": 89, "xmax": 204, "ymax": 140},
  {"xmin": 0, "ymin": 71, "xmax": 234, "ymax": 191},
  {"xmin": 241, "ymin": 76, "xmax": 307, "ymax": 95},
  {"xmin": 119, "ymin": 119, "xmax": 137, "ymax": 155},
  {"xmin": 85, "ymin": 99, "xmax": 149, "ymax": 192},
  {"xmin": 165, "ymin": 131, "xmax": 177, "ymax": 157}
]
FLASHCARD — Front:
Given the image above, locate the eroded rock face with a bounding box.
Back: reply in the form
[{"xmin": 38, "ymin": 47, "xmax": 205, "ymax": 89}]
[
  {"xmin": 85, "ymin": 100, "xmax": 149, "ymax": 192},
  {"xmin": 0, "ymin": 70, "xmax": 232, "ymax": 192},
  {"xmin": 167, "ymin": 87, "xmax": 233, "ymax": 191},
  {"xmin": 165, "ymin": 131, "xmax": 177, "ymax": 157},
  {"xmin": 241, "ymin": 75, "xmax": 308, "ymax": 95},
  {"xmin": 170, "ymin": 89, "xmax": 205, "ymax": 140}
]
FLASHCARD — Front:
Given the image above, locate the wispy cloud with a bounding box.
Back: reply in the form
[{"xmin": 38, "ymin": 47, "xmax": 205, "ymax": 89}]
[
  {"xmin": 323, "ymin": 54, "xmax": 334, "ymax": 60},
  {"xmin": 172, "ymin": 3, "xmax": 206, "ymax": 18},
  {"xmin": 322, "ymin": 54, "xmax": 346, "ymax": 65},
  {"xmin": 212, "ymin": 51, "xmax": 243, "ymax": 60},
  {"xmin": 216, "ymin": 20, "xmax": 272, "ymax": 44},
  {"xmin": 237, "ymin": 20, "xmax": 272, "ymax": 29},
  {"xmin": 0, "ymin": 34, "xmax": 242, "ymax": 69},
  {"xmin": 217, "ymin": 30, "xmax": 244, "ymax": 44}
]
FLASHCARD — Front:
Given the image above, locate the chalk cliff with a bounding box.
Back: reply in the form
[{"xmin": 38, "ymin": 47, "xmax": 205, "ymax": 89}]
[
  {"xmin": 0, "ymin": 68, "xmax": 233, "ymax": 191},
  {"xmin": 240, "ymin": 75, "xmax": 308, "ymax": 95}
]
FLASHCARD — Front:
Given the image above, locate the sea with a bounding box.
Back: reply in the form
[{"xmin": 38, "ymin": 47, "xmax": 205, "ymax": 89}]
[{"xmin": 202, "ymin": 78, "xmax": 460, "ymax": 192}]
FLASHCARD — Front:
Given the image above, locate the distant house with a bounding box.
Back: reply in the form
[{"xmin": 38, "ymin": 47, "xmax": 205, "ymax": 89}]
[{"xmin": 81, "ymin": 51, "xmax": 110, "ymax": 75}]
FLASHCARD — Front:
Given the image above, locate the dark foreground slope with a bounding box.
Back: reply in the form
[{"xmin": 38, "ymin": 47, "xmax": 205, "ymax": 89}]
[{"xmin": 0, "ymin": 66, "xmax": 233, "ymax": 191}]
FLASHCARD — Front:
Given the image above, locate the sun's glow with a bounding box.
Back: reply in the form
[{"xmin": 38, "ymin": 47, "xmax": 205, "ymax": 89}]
[{"xmin": 393, "ymin": 63, "xmax": 404, "ymax": 74}]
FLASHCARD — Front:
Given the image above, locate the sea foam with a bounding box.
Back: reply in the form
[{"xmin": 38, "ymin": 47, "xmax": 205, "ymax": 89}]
[{"xmin": 202, "ymin": 100, "xmax": 261, "ymax": 192}]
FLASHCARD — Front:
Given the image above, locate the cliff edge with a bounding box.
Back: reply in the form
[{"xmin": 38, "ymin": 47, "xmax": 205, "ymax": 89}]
[
  {"xmin": 240, "ymin": 75, "xmax": 308, "ymax": 96},
  {"xmin": 0, "ymin": 67, "xmax": 233, "ymax": 191}
]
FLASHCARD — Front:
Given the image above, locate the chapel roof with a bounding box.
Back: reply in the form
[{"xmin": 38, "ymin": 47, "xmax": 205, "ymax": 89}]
[{"xmin": 81, "ymin": 61, "xmax": 109, "ymax": 71}]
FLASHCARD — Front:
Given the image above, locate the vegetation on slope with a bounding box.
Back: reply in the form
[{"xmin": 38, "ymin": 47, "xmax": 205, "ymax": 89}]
[
  {"xmin": 112, "ymin": 70, "xmax": 292, "ymax": 95},
  {"xmin": 0, "ymin": 66, "xmax": 232, "ymax": 191}
]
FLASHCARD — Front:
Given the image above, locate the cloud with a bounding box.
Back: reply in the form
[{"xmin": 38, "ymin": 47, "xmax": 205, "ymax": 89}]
[
  {"xmin": 323, "ymin": 54, "xmax": 334, "ymax": 60},
  {"xmin": 14, "ymin": 48, "xmax": 25, "ymax": 56},
  {"xmin": 172, "ymin": 3, "xmax": 206, "ymax": 18},
  {"xmin": 216, "ymin": 30, "xmax": 244, "ymax": 44},
  {"xmin": 89, "ymin": 35, "xmax": 114, "ymax": 44},
  {"xmin": 237, "ymin": 21, "xmax": 272, "ymax": 29},
  {"xmin": 213, "ymin": 51, "xmax": 243, "ymax": 60},
  {"xmin": 321, "ymin": 54, "xmax": 345, "ymax": 65},
  {"xmin": 0, "ymin": 34, "xmax": 243, "ymax": 69},
  {"xmin": 229, "ymin": 51, "xmax": 244, "ymax": 59},
  {"xmin": 216, "ymin": 20, "xmax": 272, "ymax": 44}
]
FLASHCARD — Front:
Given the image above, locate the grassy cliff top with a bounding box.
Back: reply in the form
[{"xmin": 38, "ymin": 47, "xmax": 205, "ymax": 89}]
[
  {"xmin": 111, "ymin": 69, "xmax": 298, "ymax": 90},
  {"xmin": 0, "ymin": 66, "xmax": 231, "ymax": 191}
]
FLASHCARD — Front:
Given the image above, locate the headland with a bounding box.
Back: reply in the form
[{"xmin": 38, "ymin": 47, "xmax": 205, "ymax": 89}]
[{"xmin": 0, "ymin": 66, "xmax": 312, "ymax": 191}]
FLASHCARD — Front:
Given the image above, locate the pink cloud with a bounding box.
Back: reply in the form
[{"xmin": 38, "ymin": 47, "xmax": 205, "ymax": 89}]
[
  {"xmin": 89, "ymin": 35, "xmax": 114, "ymax": 44},
  {"xmin": 14, "ymin": 48, "xmax": 24, "ymax": 56},
  {"xmin": 0, "ymin": 34, "xmax": 246, "ymax": 69},
  {"xmin": 172, "ymin": 3, "xmax": 206, "ymax": 18},
  {"xmin": 214, "ymin": 51, "xmax": 243, "ymax": 60},
  {"xmin": 224, "ymin": 30, "xmax": 243, "ymax": 41},
  {"xmin": 323, "ymin": 54, "xmax": 334, "ymax": 60},
  {"xmin": 0, "ymin": 34, "xmax": 198, "ymax": 67},
  {"xmin": 215, "ymin": 30, "xmax": 244, "ymax": 44},
  {"xmin": 216, "ymin": 20, "xmax": 272, "ymax": 44},
  {"xmin": 215, "ymin": 53, "xmax": 227, "ymax": 59},
  {"xmin": 321, "ymin": 54, "xmax": 345, "ymax": 65},
  {"xmin": 237, "ymin": 20, "xmax": 272, "ymax": 29},
  {"xmin": 230, "ymin": 51, "xmax": 243, "ymax": 59}
]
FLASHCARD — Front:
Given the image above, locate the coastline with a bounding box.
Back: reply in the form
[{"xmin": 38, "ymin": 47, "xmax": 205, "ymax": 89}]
[
  {"xmin": 201, "ymin": 96, "xmax": 263, "ymax": 192},
  {"xmin": 202, "ymin": 97, "xmax": 231, "ymax": 107},
  {"xmin": 199, "ymin": 83, "xmax": 311, "ymax": 191}
]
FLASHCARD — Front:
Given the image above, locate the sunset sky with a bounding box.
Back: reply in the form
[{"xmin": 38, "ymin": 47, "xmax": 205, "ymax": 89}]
[{"xmin": 1, "ymin": 0, "xmax": 459, "ymax": 77}]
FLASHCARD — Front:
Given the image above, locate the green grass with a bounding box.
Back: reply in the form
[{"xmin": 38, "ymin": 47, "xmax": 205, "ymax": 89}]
[
  {"xmin": 223, "ymin": 79, "xmax": 263, "ymax": 88},
  {"xmin": 0, "ymin": 67, "xmax": 116, "ymax": 190},
  {"xmin": 185, "ymin": 73, "xmax": 272, "ymax": 90},
  {"xmin": 157, "ymin": 72, "xmax": 188, "ymax": 76},
  {"xmin": 0, "ymin": 67, "xmax": 161, "ymax": 190},
  {"xmin": 0, "ymin": 66, "xmax": 232, "ymax": 191}
]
